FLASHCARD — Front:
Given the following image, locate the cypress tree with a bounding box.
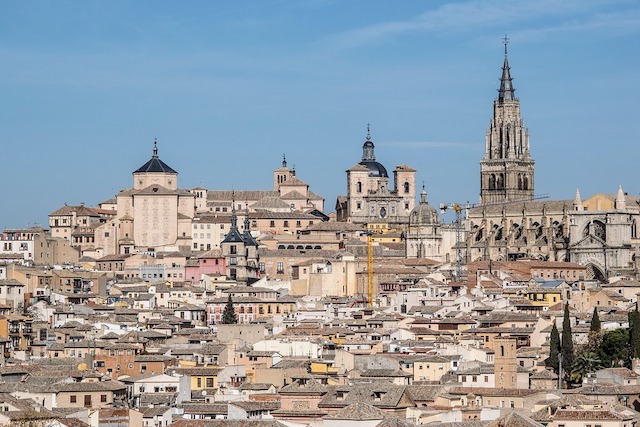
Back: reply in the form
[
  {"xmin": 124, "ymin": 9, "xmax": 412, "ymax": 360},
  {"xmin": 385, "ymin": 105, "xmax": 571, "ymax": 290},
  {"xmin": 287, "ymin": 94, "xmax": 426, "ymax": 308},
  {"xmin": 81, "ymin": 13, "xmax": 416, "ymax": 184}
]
[
  {"xmin": 590, "ymin": 308, "xmax": 601, "ymax": 332},
  {"xmin": 547, "ymin": 322, "xmax": 561, "ymax": 373},
  {"xmin": 222, "ymin": 295, "xmax": 238, "ymax": 324},
  {"xmin": 561, "ymin": 303, "xmax": 575, "ymax": 378},
  {"xmin": 629, "ymin": 308, "xmax": 640, "ymax": 360},
  {"xmin": 588, "ymin": 308, "xmax": 603, "ymax": 351}
]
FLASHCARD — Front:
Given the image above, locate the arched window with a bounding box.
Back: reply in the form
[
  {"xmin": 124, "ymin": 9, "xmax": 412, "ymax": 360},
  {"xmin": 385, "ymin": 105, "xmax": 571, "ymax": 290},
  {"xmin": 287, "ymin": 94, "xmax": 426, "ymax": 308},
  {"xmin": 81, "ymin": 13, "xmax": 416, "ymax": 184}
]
[
  {"xmin": 517, "ymin": 174, "xmax": 523, "ymax": 190},
  {"xmin": 500, "ymin": 346, "xmax": 505, "ymax": 357},
  {"xmin": 489, "ymin": 174, "xmax": 496, "ymax": 189},
  {"xmin": 403, "ymin": 182, "xmax": 410, "ymax": 194},
  {"xmin": 523, "ymin": 175, "xmax": 529, "ymax": 190},
  {"xmin": 356, "ymin": 181, "xmax": 362, "ymax": 193}
]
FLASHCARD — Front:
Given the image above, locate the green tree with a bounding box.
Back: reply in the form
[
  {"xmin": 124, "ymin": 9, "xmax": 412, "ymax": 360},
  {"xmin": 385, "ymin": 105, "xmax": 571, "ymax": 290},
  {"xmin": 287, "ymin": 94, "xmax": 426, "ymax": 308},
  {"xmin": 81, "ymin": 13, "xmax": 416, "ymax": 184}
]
[
  {"xmin": 561, "ymin": 303, "xmax": 575, "ymax": 379},
  {"xmin": 590, "ymin": 308, "xmax": 601, "ymax": 332},
  {"xmin": 222, "ymin": 295, "xmax": 238, "ymax": 324},
  {"xmin": 629, "ymin": 308, "xmax": 640, "ymax": 360},
  {"xmin": 588, "ymin": 308, "xmax": 603, "ymax": 351},
  {"xmin": 546, "ymin": 322, "xmax": 561, "ymax": 374},
  {"xmin": 597, "ymin": 328, "xmax": 629, "ymax": 368},
  {"xmin": 569, "ymin": 351, "xmax": 601, "ymax": 384}
]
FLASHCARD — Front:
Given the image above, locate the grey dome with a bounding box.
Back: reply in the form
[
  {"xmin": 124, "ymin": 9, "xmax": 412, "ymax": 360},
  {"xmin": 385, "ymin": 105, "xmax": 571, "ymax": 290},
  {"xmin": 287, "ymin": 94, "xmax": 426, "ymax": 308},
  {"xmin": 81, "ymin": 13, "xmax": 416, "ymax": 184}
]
[
  {"xmin": 359, "ymin": 160, "xmax": 388, "ymax": 178},
  {"xmin": 410, "ymin": 187, "xmax": 439, "ymax": 225}
]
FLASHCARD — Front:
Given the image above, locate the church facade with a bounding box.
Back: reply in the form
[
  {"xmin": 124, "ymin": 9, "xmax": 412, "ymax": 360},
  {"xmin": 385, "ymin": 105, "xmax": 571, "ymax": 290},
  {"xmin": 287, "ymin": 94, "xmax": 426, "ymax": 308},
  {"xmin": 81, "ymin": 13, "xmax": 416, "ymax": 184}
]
[{"xmin": 336, "ymin": 127, "xmax": 416, "ymax": 226}]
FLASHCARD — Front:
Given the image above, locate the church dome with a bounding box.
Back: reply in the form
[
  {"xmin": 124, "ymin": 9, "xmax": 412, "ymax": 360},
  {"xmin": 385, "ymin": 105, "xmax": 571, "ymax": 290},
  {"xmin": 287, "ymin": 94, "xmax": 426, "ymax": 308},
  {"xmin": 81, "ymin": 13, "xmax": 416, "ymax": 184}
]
[
  {"xmin": 134, "ymin": 140, "xmax": 177, "ymax": 174},
  {"xmin": 410, "ymin": 186, "xmax": 439, "ymax": 225},
  {"xmin": 358, "ymin": 160, "xmax": 388, "ymax": 178},
  {"xmin": 359, "ymin": 126, "xmax": 388, "ymax": 178}
]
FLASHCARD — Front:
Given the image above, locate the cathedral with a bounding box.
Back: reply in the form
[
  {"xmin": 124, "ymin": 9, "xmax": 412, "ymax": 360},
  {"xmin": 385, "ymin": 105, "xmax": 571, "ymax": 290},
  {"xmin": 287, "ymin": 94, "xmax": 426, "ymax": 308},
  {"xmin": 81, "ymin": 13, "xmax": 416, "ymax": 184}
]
[
  {"xmin": 336, "ymin": 126, "xmax": 416, "ymax": 226},
  {"xmin": 465, "ymin": 41, "xmax": 640, "ymax": 281}
]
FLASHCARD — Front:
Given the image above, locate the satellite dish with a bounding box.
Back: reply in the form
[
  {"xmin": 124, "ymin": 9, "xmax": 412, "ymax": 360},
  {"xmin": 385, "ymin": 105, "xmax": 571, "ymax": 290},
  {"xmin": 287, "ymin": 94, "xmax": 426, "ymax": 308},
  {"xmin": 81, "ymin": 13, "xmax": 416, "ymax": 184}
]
[
  {"xmin": 201, "ymin": 390, "xmax": 207, "ymax": 396},
  {"xmin": 77, "ymin": 363, "xmax": 87, "ymax": 371}
]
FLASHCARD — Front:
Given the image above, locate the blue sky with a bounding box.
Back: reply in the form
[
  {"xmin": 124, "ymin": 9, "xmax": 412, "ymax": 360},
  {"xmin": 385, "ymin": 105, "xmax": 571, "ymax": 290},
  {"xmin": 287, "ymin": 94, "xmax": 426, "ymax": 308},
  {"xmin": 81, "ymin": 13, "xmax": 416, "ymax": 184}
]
[{"xmin": 1, "ymin": 0, "xmax": 639, "ymax": 228}]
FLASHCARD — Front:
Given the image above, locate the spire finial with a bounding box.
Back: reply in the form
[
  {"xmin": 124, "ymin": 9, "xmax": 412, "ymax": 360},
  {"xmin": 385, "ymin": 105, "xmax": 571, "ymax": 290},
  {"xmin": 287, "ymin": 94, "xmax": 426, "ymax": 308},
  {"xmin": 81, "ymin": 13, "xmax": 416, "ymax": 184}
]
[
  {"xmin": 153, "ymin": 137, "xmax": 158, "ymax": 158},
  {"xmin": 366, "ymin": 123, "xmax": 371, "ymax": 141},
  {"xmin": 420, "ymin": 182, "xmax": 427, "ymax": 204},
  {"xmin": 282, "ymin": 153, "xmax": 287, "ymax": 168},
  {"xmin": 498, "ymin": 35, "xmax": 515, "ymax": 101},
  {"xmin": 502, "ymin": 34, "xmax": 509, "ymax": 57},
  {"xmin": 231, "ymin": 190, "xmax": 237, "ymax": 229}
]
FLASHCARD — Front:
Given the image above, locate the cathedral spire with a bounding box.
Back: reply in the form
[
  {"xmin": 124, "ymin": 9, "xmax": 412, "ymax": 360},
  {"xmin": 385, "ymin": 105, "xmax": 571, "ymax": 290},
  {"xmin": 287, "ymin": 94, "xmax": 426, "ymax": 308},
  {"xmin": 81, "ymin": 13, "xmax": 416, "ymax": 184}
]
[
  {"xmin": 616, "ymin": 185, "xmax": 626, "ymax": 210},
  {"xmin": 498, "ymin": 35, "xmax": 516, "ymax": 102},
  {"xmin": 574, "ymin": 188, "xmax": 583, "ymax": 211},
  {"xmin": 282, "ymin": 154, "xmax": 287, "ymax": 168}
]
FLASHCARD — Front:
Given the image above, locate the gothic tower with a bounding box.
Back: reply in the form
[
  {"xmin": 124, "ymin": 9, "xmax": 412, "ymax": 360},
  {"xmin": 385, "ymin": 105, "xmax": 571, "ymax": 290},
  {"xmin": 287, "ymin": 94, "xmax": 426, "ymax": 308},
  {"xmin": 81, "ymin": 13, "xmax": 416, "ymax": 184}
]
[{"xmin": 480, "ymin": 38, "xmax": 535, "ymax": 204}]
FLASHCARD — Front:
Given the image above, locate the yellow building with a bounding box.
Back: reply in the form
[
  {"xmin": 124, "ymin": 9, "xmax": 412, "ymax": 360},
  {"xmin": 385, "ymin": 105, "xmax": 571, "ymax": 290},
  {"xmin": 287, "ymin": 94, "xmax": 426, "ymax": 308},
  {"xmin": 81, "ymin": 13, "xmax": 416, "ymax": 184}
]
[{"xmin": 174, "ymin": 365, "xmax": 220, "ymax": 391}]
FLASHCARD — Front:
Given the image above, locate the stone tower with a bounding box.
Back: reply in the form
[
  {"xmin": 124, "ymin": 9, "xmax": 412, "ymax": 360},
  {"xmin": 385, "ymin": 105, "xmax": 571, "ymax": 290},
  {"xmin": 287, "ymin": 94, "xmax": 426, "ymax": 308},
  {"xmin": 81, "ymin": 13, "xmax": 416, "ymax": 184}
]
[
  {"xmin": 273, "ymin": 154, "xmax": 295, "ymax": 191},
  {"xmin": 494, "ymin": 336, "xmax": 518, "ymax": 389},
  {"xmin": 480, "ymin": 38, "xmax": 535, "ymax": 204}
]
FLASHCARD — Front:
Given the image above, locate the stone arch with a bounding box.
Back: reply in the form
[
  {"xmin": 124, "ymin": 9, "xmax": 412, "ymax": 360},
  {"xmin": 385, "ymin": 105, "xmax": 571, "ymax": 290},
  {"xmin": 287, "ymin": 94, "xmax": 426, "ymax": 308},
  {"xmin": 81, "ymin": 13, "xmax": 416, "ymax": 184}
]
[
  {"xmin": 517, "ymin": 174, "xmax": 523, "ymax": 190},
  {"xmin": 585, "ymin": 263, "xmax": 606, "ymax": 283},
  {"xmin": 523, "ymin": 175, "xmax": 529, "ymax": 190},
  {"xmin": 356, "ymin": 181, "xmax": 362, "ymax": 193},
  {"xmin": 403, "ymin": 181, "xmax": 410, "ymax": 194}
]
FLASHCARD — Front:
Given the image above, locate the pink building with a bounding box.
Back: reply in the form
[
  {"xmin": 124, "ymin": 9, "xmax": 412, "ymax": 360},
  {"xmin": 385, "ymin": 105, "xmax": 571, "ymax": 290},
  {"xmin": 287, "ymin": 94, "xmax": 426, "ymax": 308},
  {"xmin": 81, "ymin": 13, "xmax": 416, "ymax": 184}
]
[{"xmin": 185, "ymin": 249, "xmax": 227, "ymax": 283}]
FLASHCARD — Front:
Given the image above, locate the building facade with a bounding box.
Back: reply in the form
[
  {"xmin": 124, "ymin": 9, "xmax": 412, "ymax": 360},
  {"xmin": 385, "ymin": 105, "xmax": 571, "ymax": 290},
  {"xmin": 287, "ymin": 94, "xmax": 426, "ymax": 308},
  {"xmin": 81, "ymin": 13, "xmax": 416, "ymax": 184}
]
[{"xmin": 336, "ymin": 127, "xmax": 416, "ymax": 225}]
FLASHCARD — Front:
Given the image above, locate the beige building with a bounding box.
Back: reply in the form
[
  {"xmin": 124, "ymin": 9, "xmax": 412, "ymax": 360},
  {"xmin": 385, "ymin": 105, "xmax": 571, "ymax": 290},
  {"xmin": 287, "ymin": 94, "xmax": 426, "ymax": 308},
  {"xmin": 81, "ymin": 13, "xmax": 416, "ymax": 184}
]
[
  {"xmin": 336, "ymin": 126, "xmax": 416, "ymax": 226},
  {"xmin": 95, "ymin": 141, "xmax": 195, "ymax": 255}
]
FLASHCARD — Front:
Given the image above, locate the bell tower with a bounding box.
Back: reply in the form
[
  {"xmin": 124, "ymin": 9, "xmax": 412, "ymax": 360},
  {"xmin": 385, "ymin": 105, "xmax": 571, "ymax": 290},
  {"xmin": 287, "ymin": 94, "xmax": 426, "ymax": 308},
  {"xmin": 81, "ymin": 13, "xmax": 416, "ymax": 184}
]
[{"xmin": 480, "ymin": 36, "xmax": 535, "ymax": 204}]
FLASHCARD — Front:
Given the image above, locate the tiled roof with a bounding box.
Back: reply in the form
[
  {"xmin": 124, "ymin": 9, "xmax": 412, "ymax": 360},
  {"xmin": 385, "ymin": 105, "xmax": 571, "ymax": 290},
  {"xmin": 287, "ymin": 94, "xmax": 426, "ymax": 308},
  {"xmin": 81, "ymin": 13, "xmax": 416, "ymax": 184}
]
[{"xmin": 324, "ymin": 402, "xmax": 387, "ymax": 420}]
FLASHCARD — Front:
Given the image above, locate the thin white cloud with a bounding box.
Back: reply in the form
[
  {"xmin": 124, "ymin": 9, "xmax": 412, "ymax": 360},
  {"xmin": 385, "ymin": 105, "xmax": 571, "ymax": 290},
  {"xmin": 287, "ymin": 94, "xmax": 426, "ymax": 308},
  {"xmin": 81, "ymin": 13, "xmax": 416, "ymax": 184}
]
[
  {"xmin": 378, "ymin": 141, "xmax": 478, "ymax": 150},
  {"xmin": 328, "ymin": 0, "xmax": 638, "ymax": 49}
]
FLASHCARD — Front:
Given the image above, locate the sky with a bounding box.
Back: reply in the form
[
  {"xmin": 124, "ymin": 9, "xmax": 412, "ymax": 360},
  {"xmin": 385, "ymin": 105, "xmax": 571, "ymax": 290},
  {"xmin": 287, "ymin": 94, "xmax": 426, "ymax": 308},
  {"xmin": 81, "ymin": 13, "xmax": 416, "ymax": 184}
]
[{"xmin": 1, "ymin": 0, "xmax": 639, "ymax": 228}]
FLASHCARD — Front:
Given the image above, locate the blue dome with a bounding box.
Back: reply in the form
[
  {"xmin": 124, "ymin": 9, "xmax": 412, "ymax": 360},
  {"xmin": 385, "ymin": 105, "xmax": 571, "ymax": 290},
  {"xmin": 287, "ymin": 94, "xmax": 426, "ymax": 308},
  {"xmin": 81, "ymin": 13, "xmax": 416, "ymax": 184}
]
[{"xmin": 359, "ymin": 160, "xmax": 388, "ymax": 178}]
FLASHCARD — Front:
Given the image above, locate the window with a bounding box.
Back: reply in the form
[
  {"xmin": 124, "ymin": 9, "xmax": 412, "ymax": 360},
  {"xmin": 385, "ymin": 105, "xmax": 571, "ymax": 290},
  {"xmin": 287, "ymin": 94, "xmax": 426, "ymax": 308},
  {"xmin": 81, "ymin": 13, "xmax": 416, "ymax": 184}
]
[
  {"xmin": 277, "ymin": 262, "xmax": 284, "ymax": 273},
  {"xmin": 197, "ymin": 378, "xmax": 202, "ymax": 388},
  {"xmin": 283, "ymin": 221, "xmax": 289, "ymax": 227},
  {"xmin": 206, "ymin": 378, "xmax": 214, "ymax": 388},
  {"xmin": 270, "ymin": 220, "xmax": 275, "ymax": 227},
  {"xmin": 101, "ymin": 394, "xmax": 107, "ymax": 403},
  {"xmin": 70, "ymin": 395, "xmax": 77, "ymax": 403},
  {"xmin": 84, "ymin": 395, "xmax": 91, "ymax": 407}
]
